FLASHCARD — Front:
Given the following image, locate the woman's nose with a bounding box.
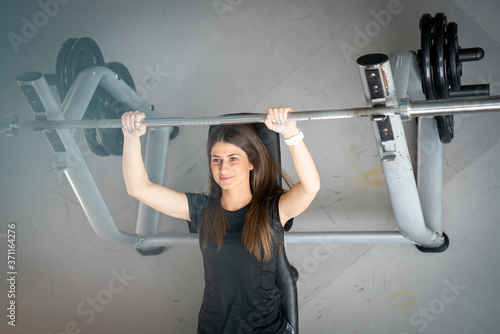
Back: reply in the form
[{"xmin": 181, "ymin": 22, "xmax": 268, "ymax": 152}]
[{"xmin": 220, "ymin": 160, "xmax": 229, "ymax": 172}]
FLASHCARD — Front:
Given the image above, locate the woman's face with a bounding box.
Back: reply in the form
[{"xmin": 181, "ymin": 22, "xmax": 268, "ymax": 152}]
[{"xmin": 210, "ymin": 141, "xmax": 253, "ymax": 192}]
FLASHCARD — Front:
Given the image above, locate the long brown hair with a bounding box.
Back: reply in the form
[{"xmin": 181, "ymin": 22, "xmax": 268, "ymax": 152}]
[{"xmin": 202, "ymin": 124, "xmax": 290, "ymax": 261}]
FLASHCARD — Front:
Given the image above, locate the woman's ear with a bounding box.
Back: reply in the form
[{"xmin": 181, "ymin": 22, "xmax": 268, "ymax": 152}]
[{"xmin": 249, "ymin": 163, "xmax": 254, "ymax": 171}]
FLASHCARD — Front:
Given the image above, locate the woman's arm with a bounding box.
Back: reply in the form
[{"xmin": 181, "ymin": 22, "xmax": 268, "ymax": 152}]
[
  {"xmin": 121, "ymin": 111, "xmax": 190, "ymax": 221},
  {"xmin": 265, "ymin": 107, "xmax": 320, "ymax": 226}
]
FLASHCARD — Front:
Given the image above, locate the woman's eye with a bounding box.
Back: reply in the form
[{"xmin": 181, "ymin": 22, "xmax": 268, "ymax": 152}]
[
  {"xmin": 212, "ymin": 158, "xmax": 220, "ymax": 163},
  {"xmin": 230, "ymin": 157, "xmax": 237, "ymax": 161}
]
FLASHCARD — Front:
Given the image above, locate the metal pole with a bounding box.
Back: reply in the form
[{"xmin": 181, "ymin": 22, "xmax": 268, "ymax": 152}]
[
  {"xmin": 60, "ymin": 67, "xmax": 164, "ymax": 137},
  {"xmin": 407, "ymin": 96, "xmax": 500, "ymax": 116},
  {"xmin": 284, "ymin": 231, "xmax": 414, "ymax": 245},
  {"xmin": 418, "ymin": 117, "xmax": 443, "ymax": 235},
  {"xmin": 135, "ymin": 128, "xmax": 172, "ymax": 242},
  {"xmin": 134, "ymin": 231, "xmax": 414, "ymax": 247},
  {"xmin": 391, "ymin": 49, "xmax": 444, "ymax": 238},
  {"xmin": 358, "ymin": 53, "xmax": 443, "ymax": 248},
  {"xmin": 5, "ymin": 96, "xmax": 500, "ymax": 133},
  {"xmin": 404, "ymin": 51, "xmax": 445, "ymax": 236}
]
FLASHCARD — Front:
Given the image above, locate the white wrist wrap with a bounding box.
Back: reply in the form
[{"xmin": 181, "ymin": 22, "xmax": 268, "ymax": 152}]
[{"xmin": 284, "ymin": 129, "xmax": 304, "ymax": 146}]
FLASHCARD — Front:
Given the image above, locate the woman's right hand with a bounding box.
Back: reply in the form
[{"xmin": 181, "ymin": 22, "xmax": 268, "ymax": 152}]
[{"xmin": 121, "ymin": 111, "xmax": 147, "ymax": 138}]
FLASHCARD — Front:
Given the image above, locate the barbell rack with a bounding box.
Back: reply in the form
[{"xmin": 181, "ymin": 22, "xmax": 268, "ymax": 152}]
[{"xmin": 6, "ymin": 49, "xmax": 499, "ymax": 253}]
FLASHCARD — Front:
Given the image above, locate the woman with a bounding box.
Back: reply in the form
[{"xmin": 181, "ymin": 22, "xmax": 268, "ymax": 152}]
[{"xmin": 121, "ymin": 107, "xmax": 320, "ymax": 334}]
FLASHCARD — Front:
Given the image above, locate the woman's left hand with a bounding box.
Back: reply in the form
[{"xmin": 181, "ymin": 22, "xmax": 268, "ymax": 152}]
[{"xmin": 265, "ymin": 106, "xmax": 300, "ymax": 139}]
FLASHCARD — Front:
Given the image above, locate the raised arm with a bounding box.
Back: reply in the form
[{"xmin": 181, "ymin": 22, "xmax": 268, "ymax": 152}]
[
  {"xmin": 265, "ymin": 107, "xmax": 320, "ymax": 226},
  {"xmin": 121, "ymin": 111, "xmax": 189, "ymax": 221}
]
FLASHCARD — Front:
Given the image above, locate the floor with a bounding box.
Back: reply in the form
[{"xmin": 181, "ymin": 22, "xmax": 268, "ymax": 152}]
[{"xmin": 1, "ymin": 0, "xmax": 499, "ymax": 333}]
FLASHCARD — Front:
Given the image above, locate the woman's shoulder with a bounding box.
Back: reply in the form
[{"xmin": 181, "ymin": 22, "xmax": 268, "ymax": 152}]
[
  {"xmin": 266, "ymin": 193, "xmax": 282, "ymax": 207},
  {"xmin": 185, "ymin": 192, "xmax": 211, "ymax": 201},
  {"xmin": 266, "ymin": 193, "xmax": 283, "ymax": 222},
  {"xmin": 185, "ymin": 193, "xmax": 212, "ymax": 233},
  {"xmin": 185, "ymin": 192, "xmax": 212, "ymax": 213},
  {"xmin": 267, "ymin": 192, "xmax": 294, "ymax": 231}
]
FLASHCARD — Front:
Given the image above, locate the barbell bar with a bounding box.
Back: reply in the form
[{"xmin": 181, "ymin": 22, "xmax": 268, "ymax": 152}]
[{"xmin": 2, "ymin": 95, "xmax": 500, "ymax": 135}]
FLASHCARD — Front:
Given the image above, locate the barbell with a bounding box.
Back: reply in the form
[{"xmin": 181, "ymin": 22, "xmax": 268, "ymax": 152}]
[{"xmin": 3, "ymin": 96, "xmax": 500, "ymax": 135}]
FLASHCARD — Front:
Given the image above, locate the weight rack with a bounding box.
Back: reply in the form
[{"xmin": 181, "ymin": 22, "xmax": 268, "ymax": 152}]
[{"xmin": 4, "ymin": 14, "xmax": 499, "ymax": 254}]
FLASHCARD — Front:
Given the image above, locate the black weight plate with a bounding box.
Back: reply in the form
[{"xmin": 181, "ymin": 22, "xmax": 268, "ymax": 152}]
[
  {"xmin": 169, "ymin": 126, "xmax": 179, "ymax": 140},
  {"xmin": 446, "ymin": 22, "xmax": 461, "ymax": 91},
  {"xmin": 96, "ymin": 104, "xmax": 125, "ymax": 155},
  {"xmin": 55, "ymin": 38, "xmax": 78, "ymax": 102},
  {"xmin": 105, "ymin": 61, "xmax": 136, "ymax": 90},
  {"xmin": 419, "ymin": 14, "xmax": 435, "ymax": 100},
  {"xmin": 83, "ymin": 92, "xmax": 110, "ymax": 156},
  {"xmin": 435, "ymin": 115, "xmax": 454, "ymax": 144},
  {"xmin": 433, "ymin": 13, "xmax": 449, "ymax": 99},
  {"xmin": 66, "ymin": 37, "xmax": 105, "ymax": 95},
  {"xmin": 102, "ymin": 61, "xmax": 136, "ymax": 112},
  {"xmin": 96, "ymin": 62, "xmax": 137, "ymax": 156}
]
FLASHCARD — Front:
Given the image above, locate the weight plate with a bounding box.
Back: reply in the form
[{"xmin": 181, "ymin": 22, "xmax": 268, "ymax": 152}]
[
  {"xmin": 66, "ymin": 37, "xmax": 105, "ymax": 96},
  {"xmin": 435, "ymin": 115, "xmax": 454, "ymax": 144},
  {"xmin": 96, "ymin": 62, "xmax": 137, "ymax": 156},
  {"xmin": 433, "ymin": 13, "xmax": 449, "ymax": 99},
  {"xmin": 446, "ymin": 22, "xmax": 461, "ymax": 91},
  {"xmin": 419, "ymin": 14, "xmax": 435, "ymax": 100},
  {"xmin": 169, "ymin": 126, "xmax": 180, "ymax": 140},
  {"xmin": 105, "ymin": 61, "xmax": 136, "ymax": 90},
  {"xmin": 55, "ymin": 38, "xmax": 78, "ymax": 102},
  {"xmin": 96, "ymin": 103, "xmax": 125, "ymax": 155},
  {"xmin": 83, "ymin": 92, "xmax": 110, "ymax": 156},
  {"xmin": 102, "ymin": 61, "xmax": 136, "ymax": 112}
]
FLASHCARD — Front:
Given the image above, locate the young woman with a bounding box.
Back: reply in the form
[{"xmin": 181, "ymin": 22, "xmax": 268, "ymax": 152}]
[{"xmin": 121, "ymin": 107, "xmax": 320, "ymax": 334}]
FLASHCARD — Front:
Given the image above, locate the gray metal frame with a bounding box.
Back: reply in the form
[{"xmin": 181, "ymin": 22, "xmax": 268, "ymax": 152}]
[{"xmin": 13, "ymin": 56, "xmax": 496, "ymax": 248}]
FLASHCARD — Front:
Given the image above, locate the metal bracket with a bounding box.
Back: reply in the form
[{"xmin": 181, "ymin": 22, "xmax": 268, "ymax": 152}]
[
  {"xmin": 19, "ymin": 80, "xmax": 67, "ymax": 157},
  {"xmin": 372, "ymin": 116, "xmax": 396, "ymax": 162},
  {"xmin": 364, "ymin": 68, "xmax": 386, "ymax": 104}
]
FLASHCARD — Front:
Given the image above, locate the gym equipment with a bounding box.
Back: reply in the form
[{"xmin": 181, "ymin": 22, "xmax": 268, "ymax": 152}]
[
  {"xmin": 4, "ymin": 13, "xmax": 499, "ymax": 253},
  {"xmin": 54, "ymin": 37, "xmax": 151, "ymax": 155},
  {"xmin": 82, "ymin": 89, "xmax": 110, "ymax": 156},
  {"xmin": 55, "ymin": 37, "xmax": 79, "ymax": 100},
  {"xmin": 8, "ymin": 60, "xmax": 498, "ymax": 251},
  {"xmin": 56, "ymin": 37, "xmax": 106, "ymax": 101},
  {"xmin": 96, "ymin": 62, "xmax": 136, "ymax": 155},
  {"xmin": 2, "ymin": 96, "xmax": 500, "ymax": 134},
  {"xmin": 418, "ymin": 12, "xmax": 489, "ymax": 143}
]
